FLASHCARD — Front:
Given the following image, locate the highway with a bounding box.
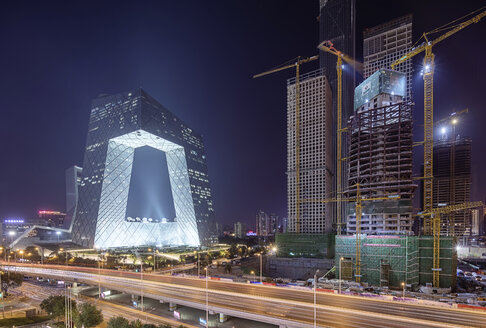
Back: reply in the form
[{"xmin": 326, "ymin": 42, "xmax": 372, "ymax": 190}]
[{"xmin": 3, "ymin": 263, "xmax": 485, "ymax": 328}]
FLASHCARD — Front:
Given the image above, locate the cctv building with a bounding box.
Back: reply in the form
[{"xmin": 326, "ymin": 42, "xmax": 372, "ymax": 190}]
[{"xmin": 71, "ymin": 89, "xmax": 217, "ymax": 249}]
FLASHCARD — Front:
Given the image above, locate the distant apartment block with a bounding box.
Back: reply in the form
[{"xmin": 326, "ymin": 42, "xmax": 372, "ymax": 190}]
[
  {"xmin": 256, "ymin": 210, "xmax": 278, "ymax": 237},
  {"xmin": 234, "ymin": 221, "xmax": 246, "ymax": 239}
]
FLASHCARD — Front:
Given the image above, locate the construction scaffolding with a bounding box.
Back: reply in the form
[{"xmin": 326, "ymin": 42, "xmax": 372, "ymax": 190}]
[
  {"xmin": 336, "ymin": 235, "xmax": 418, "ymax": 287},
  {"xmin": 417, "ymin": 236, "xmax": 457, "ymax": 288},
  {"xmin": 346, "ymin": 100, "xmax": 415, "ymax": 234},
  {"xmin": 335, "ymin": 235, "xmax": 457, "ymax": 289}
]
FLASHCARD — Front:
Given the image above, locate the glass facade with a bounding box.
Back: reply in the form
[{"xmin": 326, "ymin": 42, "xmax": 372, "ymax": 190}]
[
  {"xmin": 71, "ymin": 89, "xmax": 216, "ymax": 248},
  {"xmin": 319, "ymin": 0, "xmax": 356, "ymax": 228}
]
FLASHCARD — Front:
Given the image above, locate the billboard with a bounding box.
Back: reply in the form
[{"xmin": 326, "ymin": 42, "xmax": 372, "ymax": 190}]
[{"xmin": 354, "ymin": 69, "xmax": 406, "ymax": 110}]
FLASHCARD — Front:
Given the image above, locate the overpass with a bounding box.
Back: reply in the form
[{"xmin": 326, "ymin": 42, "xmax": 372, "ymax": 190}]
[{"xmin": 2, "ymin": 263, "xmax": 484, "ymax": 328}]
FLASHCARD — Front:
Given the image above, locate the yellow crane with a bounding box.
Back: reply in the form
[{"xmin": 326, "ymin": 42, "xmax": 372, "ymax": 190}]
[
  {"xmin": 390, "ymin": 7, "xmax": 486, "ymax": 236},
  {"xmin": 417, "ymin": 201, "xmax": 483, "ymax": 287},
  {"xmin": 303, "ymin": 184, "xmax": 400, "ymax": 283},
  {"xmin": 253, "ymin": 56, "xmax": 319, "ymax": 233},
  {"xmin": 317, "ymin": 40, "xmax": 363, "ymax": 235}
]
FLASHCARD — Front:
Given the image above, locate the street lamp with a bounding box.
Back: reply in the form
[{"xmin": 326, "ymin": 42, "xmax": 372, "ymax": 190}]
[
  {"xmin": 250, "ymin": 270, "xmax": 255, "ymax": 282},
  {"xmin": 140, "ymin": 259, "xmax": 144, "ymax": 315},
  {"xmin": 314, "ymin": 269, "xmax": 320, "ymax": 328},
  {"xmin": 19, "ymin": 250, "xmax": 24, "ymax": 262},
  {"xmin": 339, "ymin": 257, "xmax": 344, "ymax": 294},
  {"xmin": 204, "ymin": 266, "xmax": 209, "ymax": 327},
  {"xmin": 257, "ymin": 253, "xmax": 262, "ymax": 283},
  {"xmin": 401, "ymin": 282, "xmax": 405, "ymax": 298}
]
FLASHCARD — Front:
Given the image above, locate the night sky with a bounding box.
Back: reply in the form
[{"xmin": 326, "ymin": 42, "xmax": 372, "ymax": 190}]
[{"xmin": 1, "ymin": 1, "xmax": 485, "ymax": 228}]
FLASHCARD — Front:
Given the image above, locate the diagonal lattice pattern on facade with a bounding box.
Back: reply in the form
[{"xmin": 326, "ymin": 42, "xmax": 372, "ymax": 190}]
[{"xmin": 71, "ymin": 89, "xmax": 216, "ymax": 248}]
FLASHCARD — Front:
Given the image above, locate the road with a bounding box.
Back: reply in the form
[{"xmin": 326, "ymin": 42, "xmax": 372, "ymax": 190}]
[{"xmin": 3, "ymin": 263, "xmax": 486, "ymax": 328}]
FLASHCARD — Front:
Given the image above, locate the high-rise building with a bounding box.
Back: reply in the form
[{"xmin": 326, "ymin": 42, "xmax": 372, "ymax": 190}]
[
  {"xmin": 471, "ymin": 209, "xmax": 480, "ymax": 236},
  {"xmin": 38, "ymin": 210, "xmax": 66, "ymax": 228},
  {"xmin": 71, "ymin": 89, "xmax": 217, "ymax": 248},
  {"xmin": 319, "ymin": 0, "xmax": 356, "ymax": 226},
  {"xmin": 287, "ymin": 69, "xmax": 333, "ymax": 233},
  {"xmin": 346, "ymin": 69, "xmax": 415, "ymax": 234},
  {"xmin": 234, "ymin": 221, "xmax": 246, "ymax": 239},
  {"xmin": 65, "ymin": 165, "xmax": 82, "ymax": 229},
  {"xmin": 432, "ymin": 138, "xmax": 472, "ymax": 236},
  {"xmin": 256, "ymin": 210, "xmax": 278, "ymax": 237},
  {"xmin": 363, "ymin": 14, "xmax": 413, "ymax": 101}
]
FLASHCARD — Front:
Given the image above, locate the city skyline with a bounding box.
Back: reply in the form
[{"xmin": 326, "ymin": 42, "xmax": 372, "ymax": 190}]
[{"xmin": 1, "ymin": 1, "xmax": 485, "ymax": 228}]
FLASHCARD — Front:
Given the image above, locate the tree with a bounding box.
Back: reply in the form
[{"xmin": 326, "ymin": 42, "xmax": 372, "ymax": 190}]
[
  {"xmin": 1, "ymin": 271, "xmax": 23, "ymax": 294},
  {"xmin": 107, "ymin": 316, "xmax": 131, "ymax": 328},
  {"xmin": 40, "ymin": 295, "xmax": 76, "ymax": 322},
  {"xmin": 24, "ymin": 246, "xmax": 41, "ymax": 262},
  {"xmin": 141, "ymin": 324, "xmax": 157, "ymax": 328},
  {"xmin": 130, "ymin": 319, "xmax": 143, "ymax": 328},
  {"xmin": 73, "ymin": 303, "xmax": 103, "ymax": 328},
  {"xmin": 228, "ymin": 244, "xmax": 238, "ymax": 258},
  {"xmin": 224, "ymin": 263, "xmax": 232, "ymax": 274}
]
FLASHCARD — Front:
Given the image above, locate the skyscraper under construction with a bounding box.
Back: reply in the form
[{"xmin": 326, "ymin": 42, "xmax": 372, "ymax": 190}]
[
  {"xmin": 346, "ymin": 70, "xmax": 415, "ymax": 234},
  {"xmin": 319, "ymin": 0, "xmax": 356, "ymax": 227}
]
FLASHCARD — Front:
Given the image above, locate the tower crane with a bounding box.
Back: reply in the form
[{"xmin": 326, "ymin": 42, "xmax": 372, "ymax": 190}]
[
  {"xmin": 390, "ymin": 7, "xmax": 486, "ymax": 237},
  {"xmin": 317, "ymin": 40, "xmax": 363, "ymax": 236},
  {"xmin": 417, "ymin": 201, "xmax": 483, "ymax": 287},
  {"xmin": 253, "ymin": 55, "xmax": 319, "ymax": 233},
  {"xmin": 303, "ymin": 184, "xmax": 400, "ymax": 283}
]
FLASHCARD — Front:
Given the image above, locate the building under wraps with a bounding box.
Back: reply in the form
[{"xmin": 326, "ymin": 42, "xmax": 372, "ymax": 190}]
[
  {"xmin": 336, "ymin": 235, "xmax": 457, "ymax": 289},
  {"xmin": 346, "ymin": 69, "xmax": 415, "ymax": 234}
]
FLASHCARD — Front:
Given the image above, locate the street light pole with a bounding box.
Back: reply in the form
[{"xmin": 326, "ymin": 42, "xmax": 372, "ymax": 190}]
[
  {"xmin": 141, "ymin": 261, "xmax": 144, "ymax": 314},
  {"xmin": 258, "ymin": 253, "xmax": 262, "ymax": 283},
  {"xmin": 339, "ymin": 257, "xmax": 343, "ymax": 294},
  {"xmin": 205, "ymin": 266, "xmax": 209, "ymax": 327},
  {"xmin": 402, "ymin": 282, "xmax": 405, "ymax": 298},
  {"xmin": 314, "ymin": 269, "xmax": 319, "ymax": 328},
  {"xmin": 98, "ymin": 259, "xmax": 101, "ymax": 299}
]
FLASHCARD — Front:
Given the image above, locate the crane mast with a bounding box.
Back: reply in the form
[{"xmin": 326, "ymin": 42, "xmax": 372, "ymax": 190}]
[
  {"xmin": 253, "ymin": 55, "xmax": 319, "ymax": 233},
  {"xmin": 390, "ymin": 7, "xmax": 485, "ymax": 287},
  {"xmin": 317, "ymin": 40, "xmax": 361, "ymax": 235}
]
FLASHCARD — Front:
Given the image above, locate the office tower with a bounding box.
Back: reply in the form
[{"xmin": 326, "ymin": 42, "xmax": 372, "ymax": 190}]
[
  {"xmin": 278, "ymin": 217, "xmax": 288, "ymax": 233},
  {"xmin": 65, "ymin": 165, "xmax": 82, "ymax": 229},
  {"xmin": 363, "ymin": 14, "xmax": 413, "ymax": 100},
  {"xmin": 319, "ymin": 0, "xmax": 355, "ymax": 229},
  {"xmin": 287, "ymin": 69, "xmax": 333, "ymax": 233},
  {"xmin": 256, "ymin": 210, "xmax": 278, "ymax": 237},
  {"xmin": 38, "ymin": 210, "xmax": 66, "ymax": 228},
  {"xmin": 234, "ymin": 221, "xmax": 246, "ymax": 239},
  {"xmin": 432, "ymin": 138, "xmax": 472, "ymax": 236},
  {"xmin": 71, "ymin": 89, "xmax": 217, "ymax": 248},
  {"xmin": 346, "ymin": 69, "xmax": 415, "ymax": 234}
]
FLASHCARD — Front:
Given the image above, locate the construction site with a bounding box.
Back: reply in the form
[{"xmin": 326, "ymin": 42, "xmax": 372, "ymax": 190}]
[
  {"xmin": 335, "ymin": 235, "xmax": 457, "ymax": 289},
  {"xmin": 262, "ymin": 5, "xmax": 486, "ymax": 290}
]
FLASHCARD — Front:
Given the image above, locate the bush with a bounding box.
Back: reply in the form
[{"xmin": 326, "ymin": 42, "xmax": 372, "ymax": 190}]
[
  {"xmin": 107, "ymin": 316, "xmax": 131, "ymax": 328},
  {"xmin": 73, "ymin": 303, "xmax": 103, "ymax": 328}
]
